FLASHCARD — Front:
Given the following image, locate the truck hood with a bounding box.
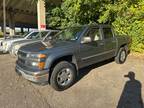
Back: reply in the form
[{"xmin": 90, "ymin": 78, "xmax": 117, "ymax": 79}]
[{"xmin": 20, "ymin": 41, "xmax": 77, "ymax": 53}]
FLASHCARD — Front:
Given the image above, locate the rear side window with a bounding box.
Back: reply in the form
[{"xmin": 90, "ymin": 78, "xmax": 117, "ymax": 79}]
[{"xmin": 103, "ymin": 28, "xmax": 113, "ymax": 39}]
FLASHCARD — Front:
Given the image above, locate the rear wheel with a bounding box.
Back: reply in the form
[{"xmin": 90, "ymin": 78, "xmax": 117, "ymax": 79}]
[
  {"xmin": 115, "ymin": 47, "xmax": 127, "ymax": 64},
  {"xmin": 50, "ymin": 61, "xmax": 77, "ymax": 91}
]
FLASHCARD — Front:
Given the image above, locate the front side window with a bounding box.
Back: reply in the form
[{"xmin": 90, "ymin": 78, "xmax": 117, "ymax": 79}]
[
  {"xmin": 81, "ymin": 28, "xmax": 101, "ymax": 44},
  {"xmin": 103, "ymin": 28, "xmax": 113, "ymax": 39}
]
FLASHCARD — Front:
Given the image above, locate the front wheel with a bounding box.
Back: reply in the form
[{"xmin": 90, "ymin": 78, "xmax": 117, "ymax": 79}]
[
  {"xmin": 50, "ymin": 61, "xmax": 77, "ymax": 91},
  {"xmin": 115, "ymin": 47, "xmax": 127, "ymax": 64}
]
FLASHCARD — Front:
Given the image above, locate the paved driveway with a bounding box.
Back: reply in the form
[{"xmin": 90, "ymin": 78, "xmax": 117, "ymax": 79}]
[{"xmin": 0, "ymin": 54, "xmax": 144, "ymax": 108}]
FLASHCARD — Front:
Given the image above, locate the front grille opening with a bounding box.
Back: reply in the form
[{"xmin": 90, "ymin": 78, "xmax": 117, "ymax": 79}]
[{"xmin": 18, "ymin": 50, "xmax": 27, "ymax": 58}]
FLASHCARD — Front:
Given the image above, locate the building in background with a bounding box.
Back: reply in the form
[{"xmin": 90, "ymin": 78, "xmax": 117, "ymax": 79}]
[{"xmin": 0, "ymin": 0, "xmax": 61, "ymax": 36}]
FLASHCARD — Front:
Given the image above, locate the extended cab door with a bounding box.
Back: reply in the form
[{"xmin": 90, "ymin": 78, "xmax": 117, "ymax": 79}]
[
  {"xmin": 101, "ymin": 27, "xmax": 117, "ymax": 59},
  {"xmin": 78, "ymin": 27, "xmax": 105, "ymax": 68}
]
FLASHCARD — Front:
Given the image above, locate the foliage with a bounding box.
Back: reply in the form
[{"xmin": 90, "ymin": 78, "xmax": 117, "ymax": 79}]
[
  {"xmin": 47, "ymin": 0, "xmax": 112, "ymax": 28},
  {"xmin": 99, "ymin": 0, "xmax": 144, "ymax": 53}
]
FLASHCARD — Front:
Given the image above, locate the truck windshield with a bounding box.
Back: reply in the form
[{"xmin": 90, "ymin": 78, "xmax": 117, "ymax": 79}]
[{"xmin": 53, "ymin": 27, "xmax": 85, "ymax": 41}]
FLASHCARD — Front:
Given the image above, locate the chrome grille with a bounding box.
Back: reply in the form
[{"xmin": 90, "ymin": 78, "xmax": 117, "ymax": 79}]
[
  {"xmin": 19, "ymin": 58, "xmax": 25, "ymax": 64},
  {"xmin": 18, "ymin": 50, "xmax": 27, "ymax": 65},
  {"xmin": 18, "ymin": 50, "xmax": 27, "ymax": 58}
]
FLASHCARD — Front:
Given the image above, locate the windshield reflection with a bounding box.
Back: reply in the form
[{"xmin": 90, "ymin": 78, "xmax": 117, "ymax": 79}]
[{"xmin": 52, "ymin": 27, "xmax": 85, "ymax": 41}]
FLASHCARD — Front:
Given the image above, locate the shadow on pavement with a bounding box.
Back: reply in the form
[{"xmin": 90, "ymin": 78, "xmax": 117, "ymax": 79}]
[
  {"xmin": 117, "ymin": 71, "xmax": 144, "ymax": 108},
  {"xmin": 76, "ymin": 58, "xmax": 114, "ymax": 83}
]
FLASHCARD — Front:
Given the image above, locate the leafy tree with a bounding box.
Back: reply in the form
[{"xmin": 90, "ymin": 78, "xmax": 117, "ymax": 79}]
[
  {"xmin": 99, "ymin": 0, "xmax": 144, "ymax": 52},
  {"xmin": 47, "ymin": 0, "xmax": 113, "ymax": 28}
]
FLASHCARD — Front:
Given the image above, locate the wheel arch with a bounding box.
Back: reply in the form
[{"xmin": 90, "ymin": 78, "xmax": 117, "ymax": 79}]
[
  {"xmin": 46, "ymin": 54, "xmax": 78, "ymax": 83},
  {"xmin": 115, "ymin": 43, "xmax": 128, "ymax": 56}
]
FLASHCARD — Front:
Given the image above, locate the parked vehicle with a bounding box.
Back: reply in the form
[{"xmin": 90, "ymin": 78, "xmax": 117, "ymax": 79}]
[
  {"xmin": 9, "ymin": 30, "xmax": 59, "ymax": 56},
  {"xmin": 15, "ymin": 24, "xmax": 131, "ymax": 91},
  {"xmin": 0, "ymin": 34, "xmax": 26, "ymax": 52},
  {"xmin": 0, "ymin": 31, "xmax": 50, "ymax": 53}
]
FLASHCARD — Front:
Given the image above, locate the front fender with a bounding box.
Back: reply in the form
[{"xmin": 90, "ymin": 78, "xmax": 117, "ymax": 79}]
[{"xmin": 44, "ymin": 52, "xmax": 74, "ymax": 69}]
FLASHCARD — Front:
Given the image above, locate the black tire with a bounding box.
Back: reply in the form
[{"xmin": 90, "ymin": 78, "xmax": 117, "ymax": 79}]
[
  {"xmin": 115, "ymin": 47, "xmax": 127, "ymax": 64},
  {"xmin": 50, "ymin": 61, "xmax": 77, "ymax": 91}
]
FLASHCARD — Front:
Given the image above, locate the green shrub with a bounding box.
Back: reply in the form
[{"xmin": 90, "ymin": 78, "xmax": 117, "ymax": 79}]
[{"xmin": 99, "ymin": 0, "xmax": 144, "ymax": 53}]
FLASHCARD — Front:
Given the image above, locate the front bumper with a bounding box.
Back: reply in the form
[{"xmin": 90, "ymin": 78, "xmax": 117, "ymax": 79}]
[
  {"xmin": 9, "ymin": 48, "xmax": 18, "ymax": 56},
  {"xmin": 16, "ymin": 65, "xmax": 49, "ymax": 84}
]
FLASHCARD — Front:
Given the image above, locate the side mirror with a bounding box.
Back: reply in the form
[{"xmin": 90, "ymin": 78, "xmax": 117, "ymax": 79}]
[{"xmin": 81, "ymin": 37, "xmax": 92, "ymax": 44}]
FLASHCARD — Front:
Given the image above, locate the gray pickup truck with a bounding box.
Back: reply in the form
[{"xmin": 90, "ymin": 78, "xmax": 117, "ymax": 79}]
[{"xmin": 16, "ymin": 24, "xmax": 131, "ymax": 91}]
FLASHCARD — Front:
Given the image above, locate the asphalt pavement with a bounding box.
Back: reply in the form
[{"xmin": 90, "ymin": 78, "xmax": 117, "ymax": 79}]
[{"xmin": 0, "ymin": 54, "xmax": 143, "ymax": 108}]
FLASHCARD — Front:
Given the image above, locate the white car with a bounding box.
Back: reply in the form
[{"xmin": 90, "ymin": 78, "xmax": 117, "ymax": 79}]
[
  {"xmin": 0, "ymin": 38, "xmax": 4, "ymax": 52},
  {"xmin": 0, "ymin": 31, "xmax": 40, "ymax": 53},
  {"xmin": 0, "ymin": 35, "xmax": 22, "ymax": 52},
  {"xmin": 9, "ymin": 30, "xmax": 59, "ymax": 56}
]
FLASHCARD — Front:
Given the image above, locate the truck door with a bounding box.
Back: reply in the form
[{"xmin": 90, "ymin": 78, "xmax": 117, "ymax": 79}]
[
  {"xmin": 78, "ymin": 27, "xmax": 105, "ymax": 68},
  {"xmin": 102, "ymin": 27, "xmax": 117, "ymax": 59}
]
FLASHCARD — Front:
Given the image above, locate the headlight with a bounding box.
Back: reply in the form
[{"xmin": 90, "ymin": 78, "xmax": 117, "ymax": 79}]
[
  {"xmin": 27, "ymin": 54, "xmax": 46, "ymax": 59},
  {"xmin": 27, "ymin": 54, "xmax": 47, "ymax": 70},
  {"xmin": 3, "ymin": 43, "xmax": 7, "ymax": 49},
  {"xmin": 31, "ymin": 62, "xmax": 39, "ymax": 66},
  {"xmin": 26, "ymin": 61, "xmax": 38, "ymax": 67},
  {"xmin": 14, "ymin": 45, "xmax": 20, "ymax": 50},
  {"xmin": 27, "ymin": 53, "xmax": 38, "ymax": 58},
  {"xmin": 3, "ymin": 43, "xmax": 7, "ymax": 46},
  {"xmin": 28, "ymin": 61, "xmax": 45, "ymax": 69}
]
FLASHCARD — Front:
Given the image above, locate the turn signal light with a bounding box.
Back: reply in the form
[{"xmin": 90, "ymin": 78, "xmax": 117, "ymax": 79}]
[
  {"xmin": 38, "ymin": 54, "xmax": 46, "ymax": 58},
  {"xmin": 38, "ymin": 62, "xmax": 45, "ymax": 70}
]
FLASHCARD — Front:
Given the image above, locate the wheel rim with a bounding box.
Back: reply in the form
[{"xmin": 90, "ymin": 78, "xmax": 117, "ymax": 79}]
[
  {"xmin": 57, "ymin": 68, "xmax": 72, "ymax": 86},
  {"xmin": 120, "ymin": 50, "xmax": 126, "ymax": 62}
]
